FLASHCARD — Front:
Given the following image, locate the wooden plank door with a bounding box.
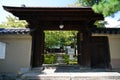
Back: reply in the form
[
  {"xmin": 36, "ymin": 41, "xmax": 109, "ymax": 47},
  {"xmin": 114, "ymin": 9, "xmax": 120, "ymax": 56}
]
[{"xmin": 90, "ymin": 36, "xmax": 111, "ymax": 68}]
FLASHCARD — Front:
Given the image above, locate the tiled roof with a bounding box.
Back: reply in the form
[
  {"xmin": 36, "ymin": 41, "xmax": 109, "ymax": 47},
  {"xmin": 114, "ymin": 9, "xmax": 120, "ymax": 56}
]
[
  {"xmin": 91, "ymin": 28, "xmax": 120, "ymax": 34},
  {"xmin": 0, "ymin": 28, "xmax": 30, "ymax": 34},
  {"xmin": 0, "ymin": 28, "xmax": 120, "ymax": 34}
]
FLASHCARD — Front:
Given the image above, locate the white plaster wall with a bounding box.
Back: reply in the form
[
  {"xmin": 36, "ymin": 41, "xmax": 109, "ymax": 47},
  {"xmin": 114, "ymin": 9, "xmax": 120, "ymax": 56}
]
[
  {"xmin": 108, "ymin": 35, "xmax": 120, "ymax": 68},
  {"xmin": 0, "ymin": 34, "xmax": 32, "ymax": 73},
  {"xmin": 0, "ymin": 33, "xmax": 120, "ymax": 74}
]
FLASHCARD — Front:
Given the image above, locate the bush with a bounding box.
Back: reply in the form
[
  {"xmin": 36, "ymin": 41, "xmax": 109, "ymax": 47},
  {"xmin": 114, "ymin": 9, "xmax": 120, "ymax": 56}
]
[
  {"xmin": 68, "ymin": 59, "xmax": 77, "ymax": 65},
  {"xmin": 44, "ymin": 54, "xmax": 57, "ymax": 64},
  {"xmin": 63, "ymin": 54, "xmax": 69, "ymax": 64},
  {"xmin": 44, "ymin": 54, "xmax": 77, "ymax": 65}
]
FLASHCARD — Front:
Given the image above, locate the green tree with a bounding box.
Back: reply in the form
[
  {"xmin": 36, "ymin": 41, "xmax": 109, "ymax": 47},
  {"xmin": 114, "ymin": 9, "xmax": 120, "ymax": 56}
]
[
  {"xmin": 44, "ymin": 31, "xmax": 77, "ymax": 49},
  {"xmin": 75, "ymin": 0, "xmax": 97, "ymax": 6},
  {"xmin": 92, "ymin": 0, "xmax": 120, "ymax": 17},
  {"xmin": 75, "ymin": 0, "xmax": 106, "ymax": 28},
  {"xmin": 0, "ymin": 15, "xmax": 28, "ymax": 28},
  {"xmin": 75, "ymin": 0, "xmax": 120, "ymax": 17},
  {"xmin": 75, "ymin": 0, "xmax": 120, "ymax": 27},
  {"xmin": 94, "ymin": 20, "xmax": 108, "ymax": 28}
]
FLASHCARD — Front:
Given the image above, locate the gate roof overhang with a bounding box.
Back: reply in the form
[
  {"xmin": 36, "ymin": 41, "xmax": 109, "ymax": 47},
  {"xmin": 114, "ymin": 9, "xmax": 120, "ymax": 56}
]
[{"xmin": 3, "ymin": 6, "xmax": 104, "ymax": 30}]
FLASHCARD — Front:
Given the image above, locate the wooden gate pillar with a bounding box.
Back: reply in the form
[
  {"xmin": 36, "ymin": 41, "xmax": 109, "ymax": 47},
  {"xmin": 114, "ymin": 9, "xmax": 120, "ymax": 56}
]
[
  {"xmin": 77, "ymin": 31, "xmax": 81, "ymax": 65},
  {"xmin": 30, "ymin": 29, "xmax": 44, "ymax": 68},
  {"xmin": 29, "ymin": 21, "xmax": 44, "ymax": 68},
  {"xmin": 77, "ymin": 29, "xmax": 92, "ymax": 68}
]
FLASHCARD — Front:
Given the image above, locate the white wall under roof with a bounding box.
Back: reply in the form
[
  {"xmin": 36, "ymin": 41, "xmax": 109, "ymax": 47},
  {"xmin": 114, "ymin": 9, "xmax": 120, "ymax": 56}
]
[
  {"xmin": 0, "ymin": 33, "xmax": 120, "ymax": 73},
  {"xmin": 0, "ymin": 34, "xmax": 32, "ymax": 73}
]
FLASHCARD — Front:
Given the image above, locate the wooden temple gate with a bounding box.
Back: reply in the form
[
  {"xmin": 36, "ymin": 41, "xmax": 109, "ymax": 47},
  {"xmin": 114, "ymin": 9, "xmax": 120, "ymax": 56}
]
[{"xmin": 3, "ymin": 6, "xmax": 111, "ymax": 68}]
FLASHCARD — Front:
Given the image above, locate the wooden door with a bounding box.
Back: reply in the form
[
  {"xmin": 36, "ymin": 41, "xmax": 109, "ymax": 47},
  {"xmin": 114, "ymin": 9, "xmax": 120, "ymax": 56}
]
[{"xmin": 90, "ymin": 36, "xmax": 111, "ymax": 68}]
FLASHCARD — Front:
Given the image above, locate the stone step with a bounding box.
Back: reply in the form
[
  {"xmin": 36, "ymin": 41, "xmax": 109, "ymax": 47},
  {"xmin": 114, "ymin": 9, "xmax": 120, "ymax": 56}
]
[
  {"xmin": 42, "ymin": 64, "xmax": 81, "ymax": 69},
  {"xmin": 18, "ymin": 66, "xmax": 120, "ymax": 80},
  {"xmin": 33, "ymin": 65, "xmax": 111, "ymax": 72},
  {"xmin": 19, "ymin": 72, "xmax": 120, "ymax": 80}
]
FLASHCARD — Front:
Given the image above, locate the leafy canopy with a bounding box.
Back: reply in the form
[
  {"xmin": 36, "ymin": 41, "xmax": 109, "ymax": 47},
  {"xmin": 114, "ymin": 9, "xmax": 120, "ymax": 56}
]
[
  {"xmin": 44, "ymin": 31, "xmax": 77, "ymax": 48},
  {"xmin": 76, "ymin": 0, "xmax": 120, "ymax": 17},
  {"xmin": 75, "ymin": 0, "xmax": 120, "ymax": 28},
  {"xmin": 92, "ymin": 0, "xmax": 120, "ymax": 17},
  {"xmin": 0, "ymin": 15, "xmax": 28, "ymax": 28},
  {"xmin": 75, "ymin": 0, "xmax": 97, "ymax": 6}
]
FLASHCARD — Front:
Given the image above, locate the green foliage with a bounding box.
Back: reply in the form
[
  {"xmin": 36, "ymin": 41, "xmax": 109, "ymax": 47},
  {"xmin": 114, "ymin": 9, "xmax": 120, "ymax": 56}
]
[
  {"xmin": 75, "ymin": 0, "xmax": 120, "ymax": 27},
  {"xmin": 75, "ymin": 0, "xmax": 120, "ymax": 17},
  {"xmin": 75, "ymin": 0, "xmax": 96, "ymax": 6},
  {"xmin": 44, "ymin": 54, "xmax": 69, "ymax": 64},
  {"xmin": 44, "ymin": 54, "xmax": 57, "ymax": 64},
  {"xmin": 68, "ymin": 59, "xmax": 77, "ymax": 65},
  {"xmin": 44, "ymin": 54, "xmax": 77, "ymax": 65},
  {"xmin": 92, "ymin": 0, "xmax": 120, "ymax": 17},
  {"xmin": 44, "ymin": 31, "xmax": 77, "ymax": 48},
  {"xmin": 62, "ymin": 54, "xmax": 69, "ymax": 63},
  {"xmin": 0, "ymin": 15, "xmax": 28, "ymax": 28},
  {"xmin": 94, "ymin": 20, "xmax": 108, "ymax": 28}
]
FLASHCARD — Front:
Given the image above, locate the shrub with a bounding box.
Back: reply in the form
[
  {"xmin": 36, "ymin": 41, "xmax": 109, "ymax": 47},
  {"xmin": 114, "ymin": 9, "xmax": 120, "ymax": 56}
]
[
  {"xmin": 63, "ymin": 54, "xmax": 69, "ymax": 64},
  {"xmin": 44, "ymin": 54, "xmax": 57, "ymax": 64},
  {"xmin": 44, "ymin": 54, "xmax": 77, "ymax": 65}
]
